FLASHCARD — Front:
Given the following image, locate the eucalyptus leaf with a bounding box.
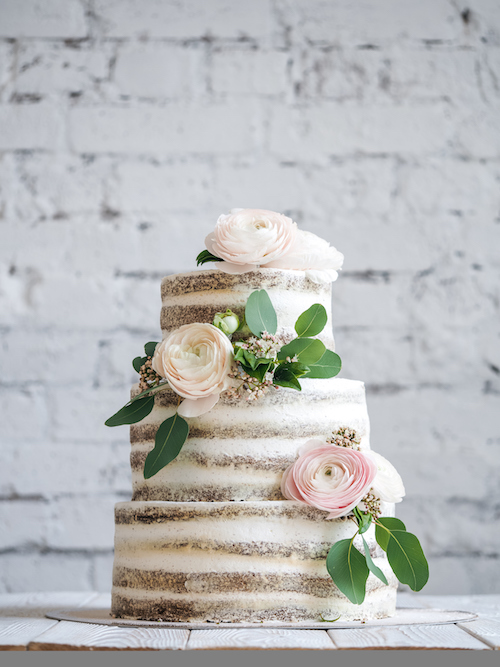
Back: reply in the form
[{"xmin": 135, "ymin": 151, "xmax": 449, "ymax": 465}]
[
  {"xmin": 273, "ymin": 366, "xmax": 302, "ymax": 391},
  {"xmin": 362, "ymin": 536, "xmax": 389, "ymax": 585},
  {"xmin": 143, "ymin": 413, "xmax": 189, "ymax": 479},
  {"xmin": 386, "ymin": 530, "xmax": 429, "ymax": 592},
  {"xmin": 129, "ymin": 382, "xmax": 169, "ymax": 404},
  {"xmin": 326, "ymin": 538, "xmax": 369, "ymax": 605},
  {"xmin": 196, "ymin": 249, "xmax": 224, "ymax": 266},
  {"xmin": 295, "ymin": 303, "xmax": 328, "ymax": 338},
  {"xmin": 277, "ymin": 338, "xmax": 326, "ymax": 365},
  {"xmin": 241, "ymin": 361, "xmax": 272, "ymax": 383},
  {"xmin": 353, "ymin": 507, "xmax": 372, "ymax": 535},
  {"xmin": 105, "ymin": 395, "xmax": 155, "ymax": 427},
  {"xmin": 144, "ymin": 341, "xmax": 159, "ymax": 357},
  {"xmin": 302, "ymin": 350, "xmax": 342, "ymax": 379},
  {"xmin": 375, "ymin": 517, "xmax": 407, "ymax": 552},
  {"xmin": 132, "ymin": 356, "xmax": 147, "ymax": 373},
  {"xmin": 245, "ymin": 290, "xmax": 278, "ymax": 336},
  {"xmin": 278, "ymin": 362, "xmax": 310, "ymax": 378}
]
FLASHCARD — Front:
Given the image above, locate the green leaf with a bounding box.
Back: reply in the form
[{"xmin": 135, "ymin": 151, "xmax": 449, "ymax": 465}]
[
  {"xmin": 128, "ymin": 382, "xmax": 169, "ymax": 404},
  {"xmin": 245, "ymin": 290, "xmax": 278, "ymax": 336},
  {"xmin": 386, "ymin": 530, "xmax": 429, "ymax": 592},
  {"xmin": 295, "ymin": 303, "xmax": 328, "ymax": 338},
  {"xmin": 375, "ymin": 517, "xmax": 407, "ymax": 552},
  {"xmin": 143, "ymin": 413, "xmax": 189, "ymax": 479},
  {"xmin": 196, "ymin": 249, "xmax": 224, "ymax": 266},
  {"xmin": 353, "ymin": 507, "xmax": 372, "ymax": 535},
  {"xmin": 302, "ymin": 350, "xmax": 342, "ymax": 379},
  {"xmin": 144, "ymin": 341, "xmax": 159, "ymax": 357},
  {"xmin": 273, "ymin": 366, "xmax": 302, "ymax": 390},
  {"xmin": 240, "ymin": 361, "xmax": 272, "ymax": 383},
  {"xmin": 362, "ymin": 536, "xmax": 389, "ymax": 585},
  {"xmin": 278, "ymin": 338, "xmax": 326, "ymax": 365},
  {"xmin": 326, "ymin": 538, "xmax": 369, "ymax": 605},
  {"xmin": 105, "ymin": 395, "xmax": 155, "ymax": 427},
  {"xmin": 132, "ymin": 356, "xmax": 147, "ymax": 373},
  {"xmin": 277, "ymin": 362, "xmax": 310, "ymax": 378}
]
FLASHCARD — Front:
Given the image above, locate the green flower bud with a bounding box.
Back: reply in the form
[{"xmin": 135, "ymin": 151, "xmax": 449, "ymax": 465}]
[{"xmin": 213, "ymin": 309, "xmax": 240, "ymax": 335}]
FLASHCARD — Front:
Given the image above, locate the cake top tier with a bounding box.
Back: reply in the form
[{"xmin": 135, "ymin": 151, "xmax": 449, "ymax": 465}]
[{"xmin": 161, "ymin": 268, "xmax": 335, "ymax": 351}]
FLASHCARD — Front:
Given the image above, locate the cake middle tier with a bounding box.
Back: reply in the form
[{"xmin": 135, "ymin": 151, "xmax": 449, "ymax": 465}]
[{"xmin": 130, "ymin": 377, "xmax": 371, "ymax": 502}]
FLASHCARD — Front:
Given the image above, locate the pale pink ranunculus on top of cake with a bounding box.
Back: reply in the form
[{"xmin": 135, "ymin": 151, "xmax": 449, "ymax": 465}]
[
  {"xmin": 280, "ymin": 440, "xmax": 377, "ymax": 519},
  {"xmin": 152, "ymin": 323, "xmax": 234, "ymax": 418},
  {"xmin": 205, "ymin": 208, "xmax": 297, "ymax": 274}
]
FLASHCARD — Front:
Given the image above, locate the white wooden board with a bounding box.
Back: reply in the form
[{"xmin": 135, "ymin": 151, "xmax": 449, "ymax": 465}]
[
  {"xmin": 328, "ymin": 623, "xmax": 491, "ymax": 650},
  {"xmin": 0, "ymin": 617, "xmax": 59, "ymax": 651},
  {"xmin": 187, "ymin": 628, "xmax": 335, "ymax": 650},
  {"xmin": 0, "ymin": 592, "xmax": 98, "ymax": 618},
  {"xmin": 458, "ymin": 618, "xmax": 500, "ymax": 650},
  {"xmin": 28, "ymin": 620, "xmax": 190, "ymax": 651}
]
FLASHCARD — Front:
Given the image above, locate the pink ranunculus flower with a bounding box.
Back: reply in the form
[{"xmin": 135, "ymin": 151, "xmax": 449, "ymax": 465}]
[
  {"xmin": 281, "ymin": 440, "xmax": 377, "ymax": 519},
  {"xmin": 265, "ymin": 229, "xmax": 344, "ymax": 284},
  {"xmin": 152, "ymin": 323, "xmax": 233, "ymax": 418},
  {"xmin": 205, "ymin": 208, "xmax": 297, "ymax": 274}
]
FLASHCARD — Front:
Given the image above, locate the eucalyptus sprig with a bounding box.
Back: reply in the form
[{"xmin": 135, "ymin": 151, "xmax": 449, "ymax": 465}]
[
  {"xmin": 326, "ymin": 508, "xmax": 429, "ymax": 605},
  {"xmin": 240, "ymin": 289, "xmax": 342, "ymax": 391}
]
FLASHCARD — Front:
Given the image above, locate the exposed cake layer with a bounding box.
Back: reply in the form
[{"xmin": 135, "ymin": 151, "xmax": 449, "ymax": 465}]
[
  {"xmin": 160, "ymin": 268, "xmax": 335, "ymax": 349},
  {"xmin": 112, "ymin": 501, "xmax": 397, "ymax": 622},
  {"xmin": 130, "ymin": 378, "xmax": 370, "ymax": 502}
]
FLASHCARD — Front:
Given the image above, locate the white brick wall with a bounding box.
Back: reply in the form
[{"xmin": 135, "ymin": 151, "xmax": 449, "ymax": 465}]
[{"xmin": 0, "ymin": 0, "xmax": 499, "ymax": 596}]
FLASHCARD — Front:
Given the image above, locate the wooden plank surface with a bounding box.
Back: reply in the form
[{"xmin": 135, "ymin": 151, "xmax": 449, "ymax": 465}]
[
  {"xmin": 0, "ymin": 617, "xmax": 59, "ymax": 651},
  {"xmin": 458, "ymin": 618, "xmax": 500, "ymax": 650},
  {"xmin": 327, "ymin": 623, "xmax": 491, "ymax": 650},
  {"xmin": 28, "ymin": 620, "xmax": 189, "ymax": 651},
  {"xmin": 418, "ymin": 595, "xmax": 500, "ymax": 620},
  {"xmin": 187, "ymin": 628, "xmax": 335, "ymax": 650},
  {"xmin": 0, "ymin": 592, "xmax": 99, "ymax": 618}
]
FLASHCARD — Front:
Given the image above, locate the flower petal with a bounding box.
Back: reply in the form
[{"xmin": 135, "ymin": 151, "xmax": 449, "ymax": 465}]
[
  {"xmin": 177, "ymin": 393, "xmax": 220, "ymax": 418},
  {"xmin": 216, "ymin": 261, "xmax": 256, "ymax": 274}
]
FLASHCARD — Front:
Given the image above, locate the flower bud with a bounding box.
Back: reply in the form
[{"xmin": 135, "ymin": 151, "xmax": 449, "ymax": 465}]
[{"xmin": 213, "ymin": 309, "xmax": 240, "ymax": 335}]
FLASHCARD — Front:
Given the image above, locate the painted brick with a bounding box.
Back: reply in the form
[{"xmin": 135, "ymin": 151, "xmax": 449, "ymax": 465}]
[
  {"xmin": 69, "ymin": 104, "xmax": 257, "ymax": 154},
  {"xmin": 0, "ymin": 387, "xmax": 49, "ymax": 443},
  {"xmin": 0, "ymin": 441, "xmax": 131, "ymax": 498},
  {"xmin": 0, "ymin": 103, "xmax": 62, "ymax": 151},
  {"xmin": 47, "ymin": 495, "xmax": 118, "ymax": 550},
  {"xmin": 400, "ymin": 159, "xmax": 500, "ymax": 218},
  {"xmin": 280, "ymin": 0, "xmax": 462, "ymax": 45},
  {"xmin": 212, "ymin": 49, "xmax": 289, "ymax": 95},
  {"xmin": 0, "ymin": 500, "xmax": 51, "ymax": 550},
  {"xmin": 0, "ymin": 553, "xmax": 92, "ymax": 593},
  {"xmin": 95, "ymin": 0, "xmax": 273, "ymax": 40},
  {"xmin": 0, "ymin": 330, "xmax": 98, "ymax": 385},
  {"xmin": 92, "ymin": 554, "xmax": 114, "ymax": 592},
  {"xmin": 0, "ymin": 0, "xmax": 87, "ymax": 39},
  {"xmin": 269, "ymin": 103, "xmax": 452, "ymax": 159},
  {"xmin": 50, "ymin": 386, "xmax": 128, "ymax": 444},
  {"xmin": 457, "ymin": 108, "xmax": 500, "ymax": 158},
  {"xmin": 109, "ymin": 160, "xmax": 213, "ymax": 211},
  {"xmin": 212, "ymin": 161, "xmax": 306, "ymax": 212},
  {"xmin": 14, "ymin": 42, "xmax": 110, "ymax": 96},
  {"xmin": 114, "ymin": 44, "xmax": 204, "ymax": 98}
]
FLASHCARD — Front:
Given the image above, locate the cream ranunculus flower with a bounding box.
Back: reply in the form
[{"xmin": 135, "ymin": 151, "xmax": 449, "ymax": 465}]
[
  {"xmin": 364, "ymin": 450, "xmax": 406, "ymax": 504},
  {"xmin": 264, "ymin": 229, "xmax": 344, "ymax": 284},
  {"xmin": 205, "ymin": 208, "xmax": 297, "ymax": 274},
  {"xmin": 152, "ymin": 323, "xmax": 234, "ymax": 418}
]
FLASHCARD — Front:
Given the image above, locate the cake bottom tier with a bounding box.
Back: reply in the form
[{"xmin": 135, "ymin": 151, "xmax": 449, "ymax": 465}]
[{"xmin": 111, "ymin": 501, "xmax": 398, "ymax": 623}]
